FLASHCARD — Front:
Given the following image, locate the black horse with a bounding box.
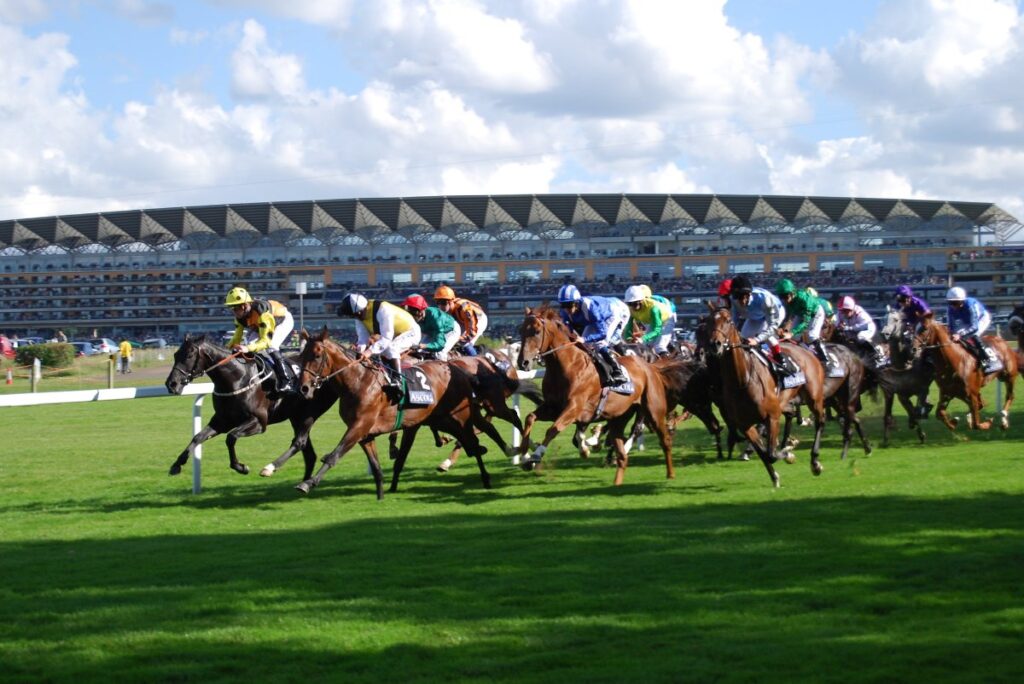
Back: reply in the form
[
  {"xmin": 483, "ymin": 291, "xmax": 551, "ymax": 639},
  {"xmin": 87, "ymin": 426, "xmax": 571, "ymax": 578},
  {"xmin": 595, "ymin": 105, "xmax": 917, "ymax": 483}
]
[{"xmin": 164, "ymin": 334, "xmax": 339, "ymax": 480}]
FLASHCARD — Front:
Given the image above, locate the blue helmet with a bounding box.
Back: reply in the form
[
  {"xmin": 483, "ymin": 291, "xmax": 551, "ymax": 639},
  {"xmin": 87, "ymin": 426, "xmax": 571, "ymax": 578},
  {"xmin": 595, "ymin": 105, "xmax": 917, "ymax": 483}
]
[{"xmin": 557, "ymin": 284, "xmax": 581, "ymax": 303}]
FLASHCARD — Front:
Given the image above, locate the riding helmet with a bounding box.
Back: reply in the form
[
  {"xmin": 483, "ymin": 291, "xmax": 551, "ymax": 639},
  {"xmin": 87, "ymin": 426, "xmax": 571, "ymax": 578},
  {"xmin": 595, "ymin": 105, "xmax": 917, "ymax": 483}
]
[
  {"xmin": 946, "ymin": 286, "xmax": 967, "ymax": 301},
  {"xmin": 774, "ymin": 279, "xmax": 796, "ymax": 296},
  {"xmin": 717, "ymin": 279, "xmax": 733, "ymax": 297},
  {"xmin": 403, "ymin": 294, "xmax": 428, "ymax": 311},
  {"xmin": 337, "ymin": 293, "xmax": 368, "ymax": 317},
  {"xmin": 434, "ymin": 285, "xmax": 456, "ymax": 301},
  {"xmin": 730, "ymin": 275, "xmax": 753, "ymax": 295},
  {"xmin": 624, "ymin": 285, "xmax": 647, "ymax": 303},
  {"xmin": 224, "ymin": 287, "xmax": 253, "ymax": 307},
  {"xmin": 895, "ymin": 285, "xmax": 913, "ymax": 298},
  {"xmin": 839, "ymin": 296, "xmax": 856, "ymax": 311},
  {"xmin": 557, "ymin": 284, "xmax": 582, "ymax": 303}
]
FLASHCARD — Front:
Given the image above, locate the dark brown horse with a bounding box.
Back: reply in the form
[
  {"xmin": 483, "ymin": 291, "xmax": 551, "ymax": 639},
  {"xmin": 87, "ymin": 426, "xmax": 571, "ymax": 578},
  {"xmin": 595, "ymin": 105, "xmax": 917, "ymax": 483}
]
[
  {"xmin": 295, "ymin": 330, "xmax": 489, "ymax": 497},
  {"xmin": 516, "ymin": 308, "xmax": 674, "ymax": 486},
  {"xmin": 701, "ymin": 304, "xmax": 826, "ymax": 487},
  {"xmin": 164, "ymin": 334, "xmax": 339, "ymax": 481},
  {"xmin": 916, "ymin": 313, "xmax": 1017, "ymax": 430}
]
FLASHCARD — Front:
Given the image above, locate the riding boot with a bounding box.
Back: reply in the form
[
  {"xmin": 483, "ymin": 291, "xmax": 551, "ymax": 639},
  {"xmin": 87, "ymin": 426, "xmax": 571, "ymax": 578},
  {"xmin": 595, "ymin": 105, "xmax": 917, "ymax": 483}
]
[
  {"xmin": 601, "ymin": 347, "xmax": 627, "ymax": 385},
  {"xmin": 387, "ymin": 356, "xmax": 404, "ymax": 391},
  {"xmin": 965, "ymin": 337, "xmax": 988, "ymax": 371},
  {"xmin": 268, "ymin": 348, "xmax": 296, "ymax": 394},
  {"xmin": 813, "ymin": 339, "xmax": 829, "ymax": 366}
]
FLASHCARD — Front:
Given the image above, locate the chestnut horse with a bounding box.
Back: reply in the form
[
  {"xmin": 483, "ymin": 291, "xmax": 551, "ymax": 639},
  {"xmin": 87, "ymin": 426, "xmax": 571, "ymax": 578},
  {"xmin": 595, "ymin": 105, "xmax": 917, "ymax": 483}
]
[
  {"xmin": 701, "ymin": 305, "xmax": 826, "ymax": 487},
  {"xmin": 164, "ymin": 334, "xmax": 339, "ymax": 481},
  {"xmin": 294, "ymin": 330, "xmax": 489, "ymax": 497},
  {"xmin": 515, "ymin": 309, "xmax": 674, "ymax": 486},
  {"xmin": 916, "ymin": 313, "xmax": 1017, "ymax": 430}
]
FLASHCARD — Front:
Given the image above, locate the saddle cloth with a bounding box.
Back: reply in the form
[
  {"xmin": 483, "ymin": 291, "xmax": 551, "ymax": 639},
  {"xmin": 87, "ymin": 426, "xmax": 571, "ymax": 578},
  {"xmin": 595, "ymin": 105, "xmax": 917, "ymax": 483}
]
[
  {"xmin": 980, "ymin": 343, "xmax": 1004, "ymax": 373},
  {"xmin": 824, "ymin": 351, "xmax": 846, "ymax": 378},
  {"xmin": 400, "ymin": 365, "xmax": 435, "ymax": 406},
  {"xmin": 482, "ymin": 350, "xmax": 512, "ymax": 374},
  {"xmin": 607, "ymin": 367, "xmax": 634, "ymax": 395},
  {"xmin": 750, "ymin": 345, "xmax": 806, "ymax": 389}
]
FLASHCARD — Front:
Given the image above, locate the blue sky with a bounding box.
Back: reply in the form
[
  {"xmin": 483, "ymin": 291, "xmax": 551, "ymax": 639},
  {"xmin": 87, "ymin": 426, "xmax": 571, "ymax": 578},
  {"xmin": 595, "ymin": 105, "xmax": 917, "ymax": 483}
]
[{"xmin": 1, "ymin": 0, "xmax": 1023, "ymax": 222}]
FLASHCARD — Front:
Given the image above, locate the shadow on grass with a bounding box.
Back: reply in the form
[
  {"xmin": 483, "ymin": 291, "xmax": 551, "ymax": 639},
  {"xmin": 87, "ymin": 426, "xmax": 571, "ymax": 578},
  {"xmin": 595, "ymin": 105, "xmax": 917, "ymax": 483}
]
[{"xmin": 1, "ymin": 493, "xmax": 1022, "ymax": 683}]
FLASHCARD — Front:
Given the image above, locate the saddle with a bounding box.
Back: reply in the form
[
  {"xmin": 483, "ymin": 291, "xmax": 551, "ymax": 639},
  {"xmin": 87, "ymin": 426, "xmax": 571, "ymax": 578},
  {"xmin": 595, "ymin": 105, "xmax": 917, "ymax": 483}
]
[
  {"xmin": 388, "ymin": 364, "xmax": 435, "ymax": 406},
  {"xmin": 589, "ymin": 348, "xmax": 633, "ymax": 393},
  {"xmin": 751, "ymin": 345, "xmax": 805, "ymax": 389},
  {"xmin": 963, "ymin": 339, "xmax": 1003, "ymax": 374},
  {"xmin": 248, "ymin": 352, "xmax": 296, "ymax": 397}
]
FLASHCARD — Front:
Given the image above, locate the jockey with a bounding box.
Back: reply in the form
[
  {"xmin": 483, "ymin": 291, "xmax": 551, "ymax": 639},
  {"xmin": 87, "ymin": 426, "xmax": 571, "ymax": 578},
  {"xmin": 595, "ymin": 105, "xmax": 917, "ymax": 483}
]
[
  {"xmin": 557, "ymin": 283, "xmax": 629, "ymax": 384},
  {"xmin": 945, "ymin": 286, "xmax": 992, "ymax": 369},
  {"xmin": 403, "ymin": 293, "xmax": 461, "ymax": 361},
  {"xmin": 806, "ymin": 286, "xmax": 836, "ymax": 324},
  {"xmin": 224, "ymin": 286, "xmax": 297, "ymax": 394},
  {"xmin": 433, "ymin": 285, "xmax": 486, "ymax": 356},
  {"xmin": 894, "ymin": 285, "xmax": 931, "ymax": 331},
  {"xmin": 729, "ymin": 275, "xmax": 788, "ymax": 369},
  {"xmin": 775, "ymin": 279, "xmax": 828, "ymax": 365},
  {"xmin": 836, "ymin": 295, "xmax": 882, "ymax": 363},
  {"xmin": 624, "ymin": 284, "xmax": 676, "ymax": 355},
  {"xmin": 337, "ymin": 293, "xmax": 422, "ymax": 393}
]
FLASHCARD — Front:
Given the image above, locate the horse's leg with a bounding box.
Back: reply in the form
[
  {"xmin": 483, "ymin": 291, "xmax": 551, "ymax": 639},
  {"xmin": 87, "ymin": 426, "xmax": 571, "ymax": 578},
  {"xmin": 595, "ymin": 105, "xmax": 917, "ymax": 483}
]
[
  {"xmin": 518, "ymin": 411, "xmax": 539, "ymax": 457},
  {"xmin": 526, "ymin": 401, "xmax": 588, "ymax": 468},
  {"xmin": 223, "ymin": 418, "xmax": 262, "ymax": 476},
  {"xmin": 300, "ymin": 436, "xmax": 318, "ymax": 481},
  {"xmin": 434, "ymin": 413, "xmax": 491, "ymax": 488},
  {"xmin": 935, "ymin": 390, "xmax": 960, "ymax": 431},
  {"xmin": 260, "ymin": 415, "xmax": 314, "ymax": 477},
  {"xmin": 603, "ymin": 414, "xmax": 633, "ymax": 485},
  {"xmin": 745, "ymin": 422, "xmax": 779, "ymax": 488},
  {"xmin": 808, "ymin": 400, "xmax": 825, "ymax": 477},
  {"xmin": 967, "ymin": 385, "xmax": 992, "ymax": 430},
  {"xmin": 390, "ymin": 426, "xmax": 420, "ymax": 493},
  {"xmin": 778, "ymin": 414, "xmax": 797, "ymax": 463},
  {"xmin": 645, "ymin": 406, "xmax": 675, "ymax": 481},
  {"xmin": 388, "ymin": 432, "xmax": 400, "ymax": 460},
  {"xmin": 998, "ymin": 373, "xmax": 1014, "ymax": 429},
  {"xmin": 169, "ymin": 424, "xmax": 220, "ymax": 476},
  {"xmin": 361, "ymin": 438, "xmax": 385, "ymax": 500},
  {"xmin": 296, "ymin": 421, "xmax": 370, "ymax": 493},
  {"xmin": 882, "ymin": 390, "xmax": 895, "ymax": 447},
  {"xmin": 896, "ymin": 392, "xmax": 926, "ymax": 443}
]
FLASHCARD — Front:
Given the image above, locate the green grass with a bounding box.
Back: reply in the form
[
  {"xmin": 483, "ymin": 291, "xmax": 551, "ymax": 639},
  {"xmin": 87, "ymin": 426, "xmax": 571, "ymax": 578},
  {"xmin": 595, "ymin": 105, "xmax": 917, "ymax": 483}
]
[{"xmin": 1, "ymin": 378, "xmax": 1023, "ymax": 683}]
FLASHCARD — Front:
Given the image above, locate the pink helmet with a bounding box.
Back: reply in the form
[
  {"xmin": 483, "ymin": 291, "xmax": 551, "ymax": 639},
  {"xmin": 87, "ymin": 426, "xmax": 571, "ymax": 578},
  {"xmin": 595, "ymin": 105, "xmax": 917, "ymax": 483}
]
[{"xmin": 839, "ymin": 296, "xmax": 856, "ymax": 311}]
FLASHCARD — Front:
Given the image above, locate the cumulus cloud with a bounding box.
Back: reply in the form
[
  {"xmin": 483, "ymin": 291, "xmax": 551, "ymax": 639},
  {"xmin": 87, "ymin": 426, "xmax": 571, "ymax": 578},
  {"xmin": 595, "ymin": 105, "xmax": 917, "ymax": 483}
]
[{"xmin": 231, "ymin": 19, "xmax": 306, "ymax": 101}]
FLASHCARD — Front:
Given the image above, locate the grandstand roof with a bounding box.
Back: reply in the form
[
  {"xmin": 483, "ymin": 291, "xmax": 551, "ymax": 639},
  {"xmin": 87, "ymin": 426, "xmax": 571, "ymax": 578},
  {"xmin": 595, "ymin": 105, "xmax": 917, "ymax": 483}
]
[{"xmin": 1, "ymin": 194, "xmax": 1019, "ymax": 252}]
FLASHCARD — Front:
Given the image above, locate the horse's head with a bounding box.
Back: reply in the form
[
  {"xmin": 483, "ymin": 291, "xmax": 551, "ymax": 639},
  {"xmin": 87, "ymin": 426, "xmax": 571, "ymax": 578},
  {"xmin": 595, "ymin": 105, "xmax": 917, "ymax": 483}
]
[
  {"xmin": 165, "ymin": 333, "xmax": 204, "ymax": 395},
  {"xmin": 914, "ymin": 312, "xmax": 941, "ymax": 347},
  {"xmin": 297, "ymin": 327, "xmax": 338, "ymax": 398},
  {"xmin": 517, "ymin": 309, "xmax": 545, "ymax": 372},
  {"xmin": 702, "ymin": 305, "xmax": 736, "ymax": 358},
  {"xmin": 1008, "ymin": 305, "xmax": 1024, "ymax": 339}
]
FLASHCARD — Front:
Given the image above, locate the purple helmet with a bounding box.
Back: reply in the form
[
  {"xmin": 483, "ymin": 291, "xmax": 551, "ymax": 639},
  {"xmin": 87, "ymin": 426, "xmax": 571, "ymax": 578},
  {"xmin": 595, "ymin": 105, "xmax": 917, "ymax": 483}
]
[{"xmin": 895, "ymin": 285, "xmax": 913, "ymax": 298}]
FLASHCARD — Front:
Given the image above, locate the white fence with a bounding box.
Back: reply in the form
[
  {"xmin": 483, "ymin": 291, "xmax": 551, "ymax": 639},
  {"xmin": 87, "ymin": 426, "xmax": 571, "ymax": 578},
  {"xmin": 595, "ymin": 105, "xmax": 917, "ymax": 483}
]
[
  {"xmin": 0, "ymin": 368, "xmax": 542, "ymax": 495},
  {"xmin": 1, "ymin": 384, "xmax": 213, "ymax": 494}
]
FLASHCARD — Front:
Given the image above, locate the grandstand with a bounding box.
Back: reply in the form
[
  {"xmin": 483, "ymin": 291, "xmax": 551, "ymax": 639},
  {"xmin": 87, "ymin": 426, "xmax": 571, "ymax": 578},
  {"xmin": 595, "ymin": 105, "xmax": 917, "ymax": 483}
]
[{"xmin": 1, "ymin": 193, "xmax": 1022, "ymax": 341}]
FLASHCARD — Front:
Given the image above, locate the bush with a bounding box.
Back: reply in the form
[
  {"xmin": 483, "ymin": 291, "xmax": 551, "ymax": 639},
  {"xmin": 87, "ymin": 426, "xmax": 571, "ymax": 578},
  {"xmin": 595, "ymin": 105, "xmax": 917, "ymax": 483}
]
[{"xmin": 15, "ymin": 343, "xmax": 76, "ymax": 368}]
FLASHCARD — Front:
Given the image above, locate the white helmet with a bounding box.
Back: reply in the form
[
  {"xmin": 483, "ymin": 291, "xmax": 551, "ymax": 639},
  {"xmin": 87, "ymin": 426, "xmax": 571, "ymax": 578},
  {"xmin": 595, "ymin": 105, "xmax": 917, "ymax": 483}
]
[
  {"xmin": 624, "ymin": 285, "xmax": 647, "ymax": 303},
  {"xmin": 946, "ymin": 286, "xmax": 967, "ymax": 302},
  {"xmin": 839, "ymin": 296, "xmax": 856, "ymax": 311},
  {"xmin": 338, "ymin": 293, "xmax": 368, "ymax": 316}
]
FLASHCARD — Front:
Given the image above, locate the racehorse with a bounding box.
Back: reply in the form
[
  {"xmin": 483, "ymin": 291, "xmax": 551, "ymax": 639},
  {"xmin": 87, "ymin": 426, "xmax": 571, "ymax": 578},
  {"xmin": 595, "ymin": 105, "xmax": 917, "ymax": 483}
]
[
  {"xmin": 294, "ymin": 329, "xmax": 489, "ymax": 497},
  {"xmin": 651, "ymin": 356, "xmax": 725, "ymax": 459},
  {"xmin": 516, "ymin": 308, "xmax": 674, "ymax": 486},
  {"xmin": 164, "ymin": 334, "xmax": 339, "ymax": 481},
  {"xmin": 915, "ymin": 312, "xmax": 1017, "ymax": 431},
  {"xmin": 701, "ymin": 304, "xmax": 826, "ymax": 487}
]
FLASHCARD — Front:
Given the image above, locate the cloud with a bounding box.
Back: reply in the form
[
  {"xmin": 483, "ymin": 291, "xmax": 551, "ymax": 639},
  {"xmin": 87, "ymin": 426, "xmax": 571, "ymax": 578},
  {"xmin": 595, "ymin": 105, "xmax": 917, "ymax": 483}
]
[
  {"xmin": 108, "ymin": 0, "xmax": 174, "ymax": 25},
  {"xmin": 0, "ymin": 0, "xmax": 48, "ymax": 24},
  {"xmin": 230, "ymin": 19, "xmax": 306, "ymax": 101}
]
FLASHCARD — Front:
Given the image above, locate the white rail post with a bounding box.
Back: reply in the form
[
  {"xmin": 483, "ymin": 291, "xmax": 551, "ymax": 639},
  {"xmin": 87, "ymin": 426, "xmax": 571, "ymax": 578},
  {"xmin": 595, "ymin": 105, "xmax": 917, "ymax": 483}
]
[{"xmin": 192, "ymin": 395, "xmax": 205, "ymax": 494}]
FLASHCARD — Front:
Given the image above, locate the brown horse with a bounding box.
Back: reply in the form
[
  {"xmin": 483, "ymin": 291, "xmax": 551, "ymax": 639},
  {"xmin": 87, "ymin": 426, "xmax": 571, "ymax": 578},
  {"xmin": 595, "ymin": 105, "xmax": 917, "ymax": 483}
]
[
  {"xmin": 294, "ymin": 329, "xmax": 489, "ymax": 497},
  {"xmin": 701, "ymin": 304, "xmax": 826, "ymax": 487},
  {"xmin": 516, "ymin": 308, "xmax": 674, "ymax": 486},
  {"xmin": 915, "ymin": 313, "xmax": 1017, "ymax": 430}
]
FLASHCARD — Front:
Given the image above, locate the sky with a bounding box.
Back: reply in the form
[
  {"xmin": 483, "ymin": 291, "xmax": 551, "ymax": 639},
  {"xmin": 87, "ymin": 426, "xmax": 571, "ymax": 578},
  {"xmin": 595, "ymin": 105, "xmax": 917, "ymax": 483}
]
[{"xmin": 1, "ymin": 0, "xmax": 1023, "ymax": 223}]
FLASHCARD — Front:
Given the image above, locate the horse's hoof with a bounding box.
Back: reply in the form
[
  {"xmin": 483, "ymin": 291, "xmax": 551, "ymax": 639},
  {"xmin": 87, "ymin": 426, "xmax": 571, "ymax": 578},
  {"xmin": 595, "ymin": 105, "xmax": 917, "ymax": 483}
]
[
  {"xmin": 739, "ymin": 454, "xmax": 750, "ymax": 462},
  {"xmin": 811, "ymin": 462, "xmax": 823, "ymax": 476},
  {"xmin": 168, "ymin": 465, "xmax": 181, "ymax": 476},
  {"xmin": 232, "ymin": 464, "xmax": 249, "ymax": 475},
  {"xmin": 783, "ymin": 451, "xmax": 797, "ymax": 465},
  {"xmin": 521, "ymin": 460, "xmax": 537, "ymax": 472},
  {"xmin": 259, "ymin": 464, "xmax": 276, "ymax": 477},
  {"xmin": 437, "ymin": 458, "xmax": 452, "ymax": 473},
  {"xmin": 295, "ymin": 481, "xmax": 312, "ymax": 494}
]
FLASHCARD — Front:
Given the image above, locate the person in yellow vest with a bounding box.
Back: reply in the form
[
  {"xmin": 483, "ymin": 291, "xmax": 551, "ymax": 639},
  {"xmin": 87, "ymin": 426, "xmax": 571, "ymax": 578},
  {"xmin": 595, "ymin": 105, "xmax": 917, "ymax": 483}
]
[
  {"xmin": 337, "ymin": 293, "xmax": 422, "ymax": 393},
  {"xmin": 119, "ymin": 338, "xmax": 133, "ymax": 374},
  {"xmin": 224, "ymin": 286, "xmax": 297, "ymax": 394}
]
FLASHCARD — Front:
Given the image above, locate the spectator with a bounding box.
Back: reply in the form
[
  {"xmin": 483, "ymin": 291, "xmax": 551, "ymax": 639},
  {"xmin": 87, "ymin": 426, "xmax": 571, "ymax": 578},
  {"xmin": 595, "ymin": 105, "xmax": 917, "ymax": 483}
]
[{"xmin": 119, "ymin": 339, "xmax": 133, "ymax": 374}]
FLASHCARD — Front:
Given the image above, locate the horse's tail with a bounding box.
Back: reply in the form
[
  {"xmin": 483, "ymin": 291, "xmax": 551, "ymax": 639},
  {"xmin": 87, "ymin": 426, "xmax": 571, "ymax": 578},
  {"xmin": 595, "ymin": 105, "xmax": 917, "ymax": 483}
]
[{"xmin": 512, "ymin": 378, "xmax": 544, "ymax": 405}]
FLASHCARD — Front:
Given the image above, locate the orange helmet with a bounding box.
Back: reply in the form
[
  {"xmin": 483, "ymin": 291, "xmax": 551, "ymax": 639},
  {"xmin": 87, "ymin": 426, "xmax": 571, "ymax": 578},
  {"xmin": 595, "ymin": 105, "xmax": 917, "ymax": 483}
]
[{"xmin": 434, "ymin": 285, "xmax": 456, "ymax": 301}]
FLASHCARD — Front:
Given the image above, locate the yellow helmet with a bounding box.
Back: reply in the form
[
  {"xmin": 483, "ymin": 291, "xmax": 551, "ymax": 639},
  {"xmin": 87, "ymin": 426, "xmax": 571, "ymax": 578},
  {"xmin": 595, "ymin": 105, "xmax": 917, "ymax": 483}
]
[
  {"xmin": 224, "ymin": 287, "xmax": 253, "ymax": 307},
  {"xmin": 434, "ymin": 285, "xmax": 456, "ymax": 301}
]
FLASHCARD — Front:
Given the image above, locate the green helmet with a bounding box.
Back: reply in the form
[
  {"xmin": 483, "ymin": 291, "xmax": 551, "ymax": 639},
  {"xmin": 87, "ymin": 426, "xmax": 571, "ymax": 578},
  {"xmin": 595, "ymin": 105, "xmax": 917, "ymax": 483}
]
[{"xmin": 774, "ymin": 279, "xmax": 796, "ymax": 296}]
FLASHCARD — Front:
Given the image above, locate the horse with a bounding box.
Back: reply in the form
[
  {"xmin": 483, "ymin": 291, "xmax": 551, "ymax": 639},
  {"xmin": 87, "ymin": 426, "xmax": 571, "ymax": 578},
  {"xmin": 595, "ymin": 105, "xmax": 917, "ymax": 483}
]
[
  {"xmin": 294, "ymin": 329, "xmax": 490, "ymax": 497},
  {"xmin": 516, "ymin": 308, "xmax": 674, "ymax": 486},
  {"xmin": 701, "ymin": 304, "xmax": 826, "ymax": 487},
  {"xmin": 164, "ymin": 334, "xmax": 339, "ymax": 481},
  {"xmin": 651, "ymin": 356, "xmax": 725, "ymax": 459},
  {"xmin": 1009, "ymin": 304, "xmax": 1024, "ymax": 369},
  {"xmin": 915, "ymin": 312, "xmax": 1017, "ymax": 431}
]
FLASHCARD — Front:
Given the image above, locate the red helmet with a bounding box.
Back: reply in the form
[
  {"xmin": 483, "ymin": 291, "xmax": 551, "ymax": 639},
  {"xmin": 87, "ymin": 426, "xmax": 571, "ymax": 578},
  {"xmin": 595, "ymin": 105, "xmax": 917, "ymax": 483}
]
[
  {"xmin": 718, "ymin": 279, "xmax": 733, "ymax": 297},
  {"xmin": 403, "ymin": 294, "xmax": 428, "ymax": 311}
]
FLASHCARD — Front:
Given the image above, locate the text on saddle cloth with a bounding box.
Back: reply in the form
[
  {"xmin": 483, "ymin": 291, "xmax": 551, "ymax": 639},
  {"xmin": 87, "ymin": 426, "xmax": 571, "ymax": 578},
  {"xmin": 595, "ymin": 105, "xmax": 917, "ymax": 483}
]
[{"xmin": 399, "ymin": 366, "xmax": 435, "ymax": 406}]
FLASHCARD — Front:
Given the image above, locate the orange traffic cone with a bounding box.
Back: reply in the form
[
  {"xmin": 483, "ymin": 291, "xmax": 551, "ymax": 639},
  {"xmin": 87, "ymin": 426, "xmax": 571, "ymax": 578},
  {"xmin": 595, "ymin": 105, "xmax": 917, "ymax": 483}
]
[{"xmin": 5, "ymin": 368, "xmax": 12, "ymax": 385}]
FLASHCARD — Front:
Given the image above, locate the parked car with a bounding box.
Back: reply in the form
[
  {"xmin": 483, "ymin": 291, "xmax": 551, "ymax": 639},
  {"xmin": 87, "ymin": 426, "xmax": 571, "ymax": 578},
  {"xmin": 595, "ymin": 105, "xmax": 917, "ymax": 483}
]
[
  {"xmin": 70, "ymin": 341, "xmax": 98, "ymax": 357},
  {"xmin": 142, "ymin": 337, "xmax": 168, "ymax": 349},
  {"xmin": 11, "ymin": 337, "xmax": 44, "ymax": 348},
  {"xmin": 89, "ymin": 338, "xmax": 117, "ymax": 354}
]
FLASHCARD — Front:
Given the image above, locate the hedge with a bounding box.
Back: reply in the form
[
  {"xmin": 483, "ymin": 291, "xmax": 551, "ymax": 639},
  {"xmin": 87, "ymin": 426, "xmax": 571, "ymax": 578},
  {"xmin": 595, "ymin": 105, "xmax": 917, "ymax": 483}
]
[{"xmin": 14, "ymin": 343, "xmax": 77, "ymax": 368}]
